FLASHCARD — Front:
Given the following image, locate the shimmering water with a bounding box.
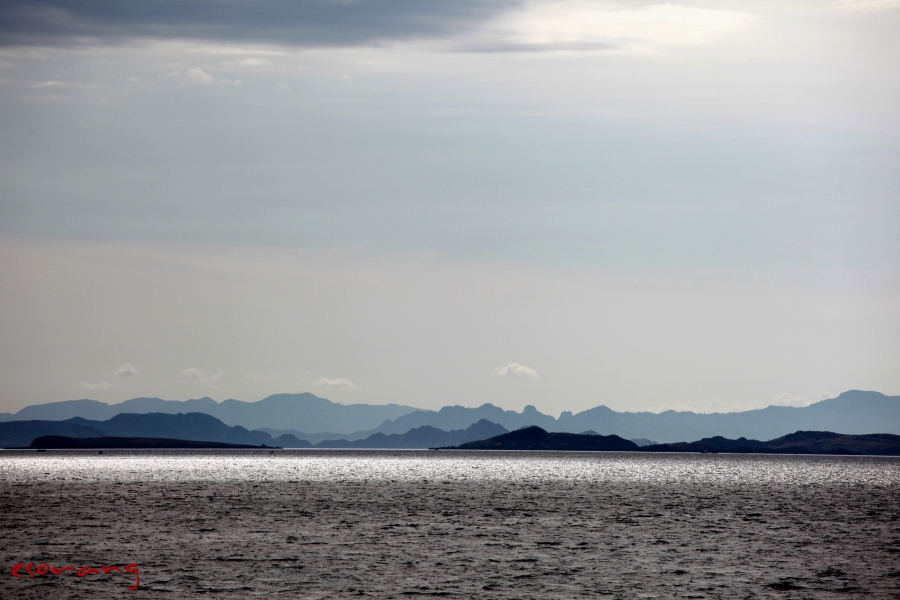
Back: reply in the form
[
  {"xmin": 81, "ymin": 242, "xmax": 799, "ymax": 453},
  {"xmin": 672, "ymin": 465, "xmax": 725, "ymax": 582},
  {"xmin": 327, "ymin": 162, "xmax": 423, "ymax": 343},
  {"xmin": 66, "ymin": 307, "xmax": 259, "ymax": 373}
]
[
  {"xmin": 2, "ymin": 450, "xmax": 899, "ymax": 598},
  {"xmin": 4, "ymin": 449, "xmax": 900, "ymax": 485}
]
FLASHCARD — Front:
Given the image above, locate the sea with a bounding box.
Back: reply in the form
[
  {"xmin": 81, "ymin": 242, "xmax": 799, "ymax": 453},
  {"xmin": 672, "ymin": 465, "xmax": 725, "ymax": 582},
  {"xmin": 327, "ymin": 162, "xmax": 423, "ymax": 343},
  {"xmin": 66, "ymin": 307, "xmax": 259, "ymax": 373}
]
[{"xmin": 1, "ymin": 450, "xmax": 898, "ymax": 598}]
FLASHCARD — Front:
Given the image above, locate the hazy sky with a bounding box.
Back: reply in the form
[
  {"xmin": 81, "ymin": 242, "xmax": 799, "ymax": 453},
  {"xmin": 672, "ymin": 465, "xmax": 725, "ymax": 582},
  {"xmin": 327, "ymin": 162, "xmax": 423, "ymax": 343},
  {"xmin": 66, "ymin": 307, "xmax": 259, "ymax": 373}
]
[{"xmin": 1, "ymin": 0, "xmax": 898, "ymax": 415}]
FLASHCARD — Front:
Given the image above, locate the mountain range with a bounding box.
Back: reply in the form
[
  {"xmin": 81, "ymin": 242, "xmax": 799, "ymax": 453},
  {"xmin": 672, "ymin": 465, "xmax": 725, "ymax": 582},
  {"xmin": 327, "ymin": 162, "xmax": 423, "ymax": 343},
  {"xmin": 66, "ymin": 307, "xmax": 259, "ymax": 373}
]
[
  {"xmin": 314, "ymin": 420, "xmax": 508, "ymax": 449},
  {"xmin": 369, "ymin": 391, "xmax": 900, "ymax": 442},
  {"xmin": 9, "ymin": 416, "xmax": 900, "ymax": 455},
  {"xmin": 1, "ymin": 390, "xmax": 897, "ymax": 443},
  {"xmin": 5, "ymin": 411, "xmax": 899, "ymax": 455},
  {"xmin": 0, "ymin": 393, "xmax": 419, "ymax": 434}
]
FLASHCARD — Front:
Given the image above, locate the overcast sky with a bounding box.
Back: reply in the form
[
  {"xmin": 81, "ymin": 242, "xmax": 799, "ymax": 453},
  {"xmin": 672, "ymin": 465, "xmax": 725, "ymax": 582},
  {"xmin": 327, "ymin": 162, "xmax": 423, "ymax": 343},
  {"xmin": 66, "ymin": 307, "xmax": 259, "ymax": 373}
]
[{"xmin": 0, "ymin": 0, "xmax": 898, "ymax": 415}]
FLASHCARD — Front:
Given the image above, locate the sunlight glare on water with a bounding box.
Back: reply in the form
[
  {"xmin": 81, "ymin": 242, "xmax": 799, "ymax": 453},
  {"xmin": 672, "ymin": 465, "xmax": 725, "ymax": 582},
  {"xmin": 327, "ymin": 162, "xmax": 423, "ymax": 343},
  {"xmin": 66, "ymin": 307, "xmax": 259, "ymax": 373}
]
[{"xmin": 2, "ymin": 450, "xmax": 898, "ymax": 486}]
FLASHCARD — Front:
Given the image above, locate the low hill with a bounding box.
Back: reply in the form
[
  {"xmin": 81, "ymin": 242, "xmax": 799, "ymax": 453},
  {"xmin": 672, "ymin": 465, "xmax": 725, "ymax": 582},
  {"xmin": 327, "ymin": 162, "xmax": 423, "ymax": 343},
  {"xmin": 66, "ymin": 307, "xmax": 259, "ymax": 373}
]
[
  {"xmin": 0, "ymin": 420, "xmax": 107, "ymax": 449},
  {"xmin": 644, "ymin": 431, "xmax": 900, "ymax": 456},
  {"xmin": 454, "ymin": 426, "xmax": 639, "ymax": 451},
  {"xmin": 763, "ymin": 431, "xmax": 900, "ymax": 454},
  {"xmin": 0, "ymin": 413, "xmax": 277, "ymax": 448},
  {"xmin": 67, "ymin": 412, "xmax": 276, "ymax": 446},
  {"xmin": 30, "ymin": 436, "xmax": 267, "ymax": 449}
]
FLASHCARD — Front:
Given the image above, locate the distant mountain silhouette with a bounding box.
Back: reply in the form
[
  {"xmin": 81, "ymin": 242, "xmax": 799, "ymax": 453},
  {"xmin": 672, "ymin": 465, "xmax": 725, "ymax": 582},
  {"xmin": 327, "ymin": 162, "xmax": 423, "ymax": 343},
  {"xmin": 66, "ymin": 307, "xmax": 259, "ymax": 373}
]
[
  {"xmin": 582, "ymin": 431, "xmax": 659, "ymax": 446},
  {"xmin": 254, "ymin": 428, "xmax": 368, "ymax": 444},
  {"xmin": 312, "ymin": 419, "xmax": 508, "ymax": 449},
  {"xmin": 271, "ymin": 433, "xmax": 312, "ymax": 448},
  {"xmin": 630, "ymin": 438, "xmax": 659, "ymax": 447},
  {"xmin": 0, "ymin": 393, "xmax": 420, "ymax": 434},
  {"xmin": 372, "ymin": 390, "xmax": 899, "ymax": 442},
  {"xmin": 454, "ymin": 426, "xmax": 639, "ymax": 451},
  {"xmin": 1, "ymin": 390, "xmax": 896, "ymax": 443},
  {"xmin": 8, "ymin": 413, "xmax": 898, "ymax": 454},
  {"xmin": 554, "ymin": 391, "xmax": 900, "ymax": 442},
  {"xmin": 643, "ymin": 431, "xmax": 900, "ymax": 456},
  {"xmin": 30, "ymin": 436, "xmax": 266, "ymax": 449},
  {"xmin": 373, "ymin": 404, "xmax": 557, "ymax": 435}
]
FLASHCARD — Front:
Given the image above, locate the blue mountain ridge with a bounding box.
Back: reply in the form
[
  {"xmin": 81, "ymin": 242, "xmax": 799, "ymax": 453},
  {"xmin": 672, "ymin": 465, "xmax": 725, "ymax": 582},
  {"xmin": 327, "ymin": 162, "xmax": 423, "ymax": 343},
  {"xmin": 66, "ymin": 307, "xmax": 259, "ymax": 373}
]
[
  {"xmin": 349, "ymin": 390, "xmax": 900, "ymax": 442},
  {"xmin": 0, "ymin": 392, "xmax": 422, "ymax": 433},
  {"xmin": 1, "ymin": 390, "xmax": 896, "ymax": 443}
]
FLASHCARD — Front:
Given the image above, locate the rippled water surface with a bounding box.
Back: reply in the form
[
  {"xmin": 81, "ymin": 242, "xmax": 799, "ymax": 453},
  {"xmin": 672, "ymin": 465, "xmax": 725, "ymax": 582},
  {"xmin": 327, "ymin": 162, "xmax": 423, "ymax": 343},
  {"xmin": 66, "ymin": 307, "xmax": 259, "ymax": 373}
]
[
  {"xmin": 2, "ymin": 450, "xmax": 899, "ymax": 598},
  {"xmin": 4, "ymin": 449, "xmax": 900, "ymax": 485}
]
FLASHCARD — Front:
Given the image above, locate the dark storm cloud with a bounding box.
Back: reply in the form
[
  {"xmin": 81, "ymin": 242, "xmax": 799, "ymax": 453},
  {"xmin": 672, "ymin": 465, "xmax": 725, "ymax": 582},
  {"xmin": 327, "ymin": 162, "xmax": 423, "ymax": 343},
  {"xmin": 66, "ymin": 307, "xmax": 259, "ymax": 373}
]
[{"xmin": 0, "ymin": 0, "xmax": 521, "ymax": 48}]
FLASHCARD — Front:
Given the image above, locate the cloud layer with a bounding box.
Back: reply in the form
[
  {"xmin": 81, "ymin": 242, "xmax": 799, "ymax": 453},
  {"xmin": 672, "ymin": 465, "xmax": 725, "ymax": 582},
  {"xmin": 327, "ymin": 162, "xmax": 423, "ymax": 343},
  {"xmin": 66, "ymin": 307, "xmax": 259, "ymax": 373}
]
[
  {"xmin": 0, "ymin": 1, "xmax": 758, "ymax": 53},
  {"xmin": 0, "ymin": 0, "xmax": 518, "ymax": 48},
  {"xmin": 116, "ymin": 363, "xmax": 138, "ymax": 377},
  {"xmin": 80, "ymin": 380, "xmax": 118, "ymax": 391},
  {"xmin": 0, "ymin": 3, "xmax": 897, "ymax": 415},
  {"xmin": 312, "ymin": 377, "xmax": 359, "ymax": 391},
  {"xmin": 495, "ymin": 362, "xmax": 540, "ymax": 379},
  {"xmin": 182, "ymin": 367, "xmax": 223, "ymax": 388},
  {"xmin": 467, "ymin": 2, "xmax": 753, "ymax": 52}
]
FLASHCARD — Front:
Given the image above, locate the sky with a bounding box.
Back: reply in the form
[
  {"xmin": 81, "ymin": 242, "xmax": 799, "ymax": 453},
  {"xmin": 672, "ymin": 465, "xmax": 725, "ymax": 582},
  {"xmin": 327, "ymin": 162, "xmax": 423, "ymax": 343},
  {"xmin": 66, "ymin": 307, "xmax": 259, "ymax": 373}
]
[{"xmin": 0, "ymin": 0, "xmax": 898, "ymax": 415}]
